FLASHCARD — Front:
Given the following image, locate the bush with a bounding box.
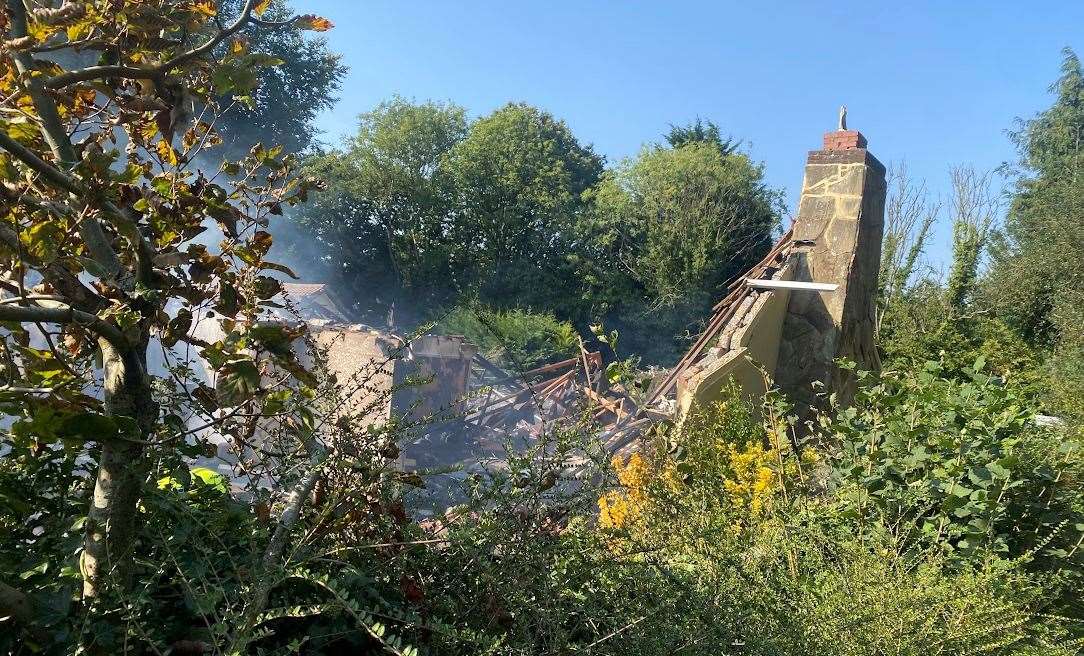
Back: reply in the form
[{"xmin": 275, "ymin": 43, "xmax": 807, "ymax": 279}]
[
  {"xmin": 439, "ymin": 304, "xmax": 578, "ymax": 371},
  {"xmin": 819, "ymin": 360, "xmax": 1084, "ymax": 610}
]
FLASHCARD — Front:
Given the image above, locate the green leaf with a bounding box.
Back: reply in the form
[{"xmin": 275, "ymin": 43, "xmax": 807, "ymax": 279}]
[
  {"xmin": 21, "ymin": 221, "xmax": 63, "ymax": 264},
  {"xmin": 215, "ymin": 357, "xmax": 261, "ymax": 406}
]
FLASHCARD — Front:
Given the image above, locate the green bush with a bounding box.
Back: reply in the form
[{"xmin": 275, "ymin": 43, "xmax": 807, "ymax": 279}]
[
  {"xmin": 439, "ymin": 304, "xmax": 578, "ymax": 371},
  {"xmin": 819, "ymin": 360, "xmax": 1084, "ymax": 607}
]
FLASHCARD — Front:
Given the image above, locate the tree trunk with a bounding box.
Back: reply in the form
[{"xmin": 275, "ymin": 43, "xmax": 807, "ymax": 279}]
[{"xmin": 81, "ymin": 336, "xmax": 157, "ymax": 599}]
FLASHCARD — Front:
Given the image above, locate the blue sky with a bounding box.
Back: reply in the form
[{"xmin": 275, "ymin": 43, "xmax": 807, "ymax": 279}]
[{"xmin": 304, "ymin": 1, "xmax": 1083, "ymax": 267}]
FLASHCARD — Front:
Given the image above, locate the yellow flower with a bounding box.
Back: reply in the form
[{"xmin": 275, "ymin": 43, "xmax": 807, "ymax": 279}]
[{"xmin": 598, "ymin": 453, "xmax": 652, "ymax": 529}]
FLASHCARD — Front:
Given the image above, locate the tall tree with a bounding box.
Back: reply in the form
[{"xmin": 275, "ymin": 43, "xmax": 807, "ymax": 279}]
[
  {"xmin": 295, "ymin": 100, "xmax": 603, "ymax": 322},
  {"xmin": 0, "ymin": 0, "xmax": 328, "ymax": 636},
  {"xmin": 664, "ymin": 117, "xmax": 737, "ymax": 155},
  {"xmin": 986, "ymin": 47, "xmax": 1084, "ymax": 420},
  {"xmin": 584, "ymin": 140, "xmax": 781, "ymax": 362},
  {"xmin": 877, "ymin": 163, "xmax": 938, "ymax": 333},
  {"xmin": 988, "ymin": 48, "xmax": 1084, "ymax": 347},
  {"xmin": 296, "ymin": 97, "xmax": 468, "ymax": 319},
  {"xmin": 441, "ymin": 102, "xmax": 604, "ymax": 313},
  {"xmin": 945, "ymin": 166, "xmax": 998, "ymax": 313},
  {"xmin": 214, "ymin": 0, "xmax": 346, "ymax": 157}
]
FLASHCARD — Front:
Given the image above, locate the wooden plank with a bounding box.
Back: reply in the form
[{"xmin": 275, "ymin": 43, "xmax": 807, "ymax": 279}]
[{"xmin": 582, "ymin": 386, "xmax": 625, "ymax": 419}]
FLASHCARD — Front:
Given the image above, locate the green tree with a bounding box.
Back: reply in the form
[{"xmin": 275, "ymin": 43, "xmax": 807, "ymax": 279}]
[
  {"xmin": 584, "ymin": 141, "xmax": 781, "ymax": 361},
  {"xmin": 664, "ymin": 117, "xmax": 737, "ymax": 155},
  {"xmin": 295, "ymin": 100, "xmax": 603, "ymax": 323},
  {"xmin": 988, "ymin": 48, "xmax": 1084, "ymax": 346},
  {"xmin": 442, "ymin": 102, "xmax": 604, "ymax": 314},
  {"xmin": 0, "ymin": 0, "xmax": 329, "ymax": 641},
  {"xmin": 986, "ymin": 47, "xmax": 1084, "ymax": 421},
  {"xmin": 296, "ymin": 97, "xmax": 468, "ymax": 319},
  {"xmin": 945, "ymin": 166, "xmax": 998, "ymax": 313},
  {"xmin": 876, "ymin": 163, "xmax": 937, "ymax": 333}
]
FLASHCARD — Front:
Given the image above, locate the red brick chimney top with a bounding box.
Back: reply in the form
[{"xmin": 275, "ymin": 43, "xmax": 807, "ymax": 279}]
[{"xmin": 823, "ymin": 130, "xmax": 867, "ymax": 151}]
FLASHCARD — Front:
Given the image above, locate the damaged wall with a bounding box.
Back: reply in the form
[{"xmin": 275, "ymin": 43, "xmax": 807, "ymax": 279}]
[
  {"xmin": 775, "ymin": 131, "xmax": 886, "ymax": 414},
  {"xmin": 673, "ymin": 129, "xmax": 886, "ymax": 420}
]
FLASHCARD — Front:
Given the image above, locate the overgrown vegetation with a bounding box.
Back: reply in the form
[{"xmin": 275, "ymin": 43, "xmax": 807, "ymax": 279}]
[
  {"xmin": 294, "ymin": 98, "xmax": 781, "ymax": 363},
  {"xmin": 2, "ymin": 3, "xmax": 1083, "ymax": 655},
  {"xmin": 879, "ymin": 48, "xmax": 1084, "ymax": 429},
  {"xmin": 439, "ymin": 305, "xmax": 578, "ymax": 371}
]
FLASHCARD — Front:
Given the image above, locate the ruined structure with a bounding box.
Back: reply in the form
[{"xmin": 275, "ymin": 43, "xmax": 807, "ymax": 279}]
[
  {"xmin": 670, "ymin": 127, "xmax": 886, "ymax": 420},
  {"xmin": 195, "ymin": 124, "xmax": 887, "ymax": 483},
  {"xmin": 775, "ymin": 130, "xmax": 886, "ymax": 413}
]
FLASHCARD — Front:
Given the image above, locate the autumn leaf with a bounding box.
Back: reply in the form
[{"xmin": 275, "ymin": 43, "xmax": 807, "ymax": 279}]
[
  {"xmin": 215, "ymin": 357, "xmax": 261, "ymax": 406},
  {"xmin": 295, "ymin": 15, "xmax": 333, "ymax": 31},
  {"xmin": 156, "ymin": 140, "xmax": 179, "ymax": 167},
  {"xmin": 20, "ymin": 222, "xmax": 63, "ymax": 264},
  {"xmin": 191, "ymin": 1, "xmax": 217, "ymax": 18},
  {"xmin": 254, "ymin": 0, "xmax": 272, "ymax": 15}
]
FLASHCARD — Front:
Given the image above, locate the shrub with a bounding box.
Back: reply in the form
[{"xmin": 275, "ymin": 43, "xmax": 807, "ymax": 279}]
[
  {"xmin": 439, "ymin": 304, "xmax": 579, "ymax": 370},
  {"xmin": 819, "ymin": 360, "xmax": 1084, "ymax": 610}
]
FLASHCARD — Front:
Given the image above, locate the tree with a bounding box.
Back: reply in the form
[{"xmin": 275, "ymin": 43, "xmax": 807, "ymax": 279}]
[
  {"xmin": 295, "ymin": 97, "xmax": 467, "ymax": 319},
  {"xmin": 876, "ymin": 163, "xmax": 937, "ymax": 333},
  {"xmin": 441, "ymin": 102, "xmax": 604, "ymax": 314},
  {"xmin": 583, "ymin": 141, "xmax": 781, "ymax": 361},
  {"xmin": 213, "ymin": 0, "xmax": 346, "ymax": 157},
  {"xmin": 988, "ymin": 48, "xmax": 1084, "ymax": 347},
  {"xmin": 664, "ymin": 117, "xmax": 737, "ymax": 155},
  {"xmin": 295, "ymin": 100, "xmax": 603, "ymax": 322},
  {"xmin": 986, "ymin": 48, "xmax": 1084, "ymax": 421},
  {"xmin": 945, "ymin": 165, "xmax": 998, "ymax": 313},
  {"xmin": 0, "ymin": 0, "xmax": 329, "ymax": 636}
]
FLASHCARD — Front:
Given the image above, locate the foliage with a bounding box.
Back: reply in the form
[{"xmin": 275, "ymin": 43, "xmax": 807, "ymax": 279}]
[
  {"xmin": 985, "ymin": 47, "xmax": 1084, "ymax": 424},
  {"xmin": 575, "ymin": 385, "xmax": 1082, "ymax": 655},
  {"xmin": 296, "ymin": 96, "xmax": 468, "ymax": 317},
  {"xmin": 214, "ymin": 0, "xmax": 346, "ymax": 158},
  {"xmin": 879, "ymin": 279, "xmax": 1047, "ymax": 401},
  {"xmin": 877, "ymin": 163, "xmax": 937, "ymax": 320},
  {"xmin": 945, "ymin": 166, "xmax": 998, "ymax": 312},
  {"xmin": 295, "ymin": 99, "xmax": 781, "ymax": 364},
  {"xmin": 664, "ymin": 116, "xmax": 738, "ymax": 155},
  {"xmin": 819, "ymin": 361, "xmax": 1084, "ymax": 593},
  {"xmin": 583, "ymin": 141, "xmax": 781, "ymax": 362},
  {"xmin": 441, "ymin": 102, "xmax": 604, "ymax": 316},
  {"xmin": 0, "ymin": 0, "xmax": 341, "ymax": 650},
  {"xmin": 295, "ymin": 99, "xmax": 602, "ymax": 324},
  {"xmin": 439, "ymin": 304, "xmax": 578, "ymax": 371}
]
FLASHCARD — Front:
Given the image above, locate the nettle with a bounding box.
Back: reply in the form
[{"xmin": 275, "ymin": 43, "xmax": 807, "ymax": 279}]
[
  {"xmin": 0, "ymin": 0, "xmax": 334, "ymax": 647},
  {"xmin": 821, "ymin": 360, "xmax": 1084, "ymax": 570}
]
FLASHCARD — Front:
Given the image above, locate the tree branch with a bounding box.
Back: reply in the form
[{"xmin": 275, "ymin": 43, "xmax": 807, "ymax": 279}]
[
  {"xmin": 0, "ymin": 223, "xmax": 106, "ymax": 313},
  {"xmin": 4, "ymin": 1, "xmax": 126, "ymax": 284},
  {"xmin": 41, "ymin": 64, "xmax": 162, "ymax": 90},
  {"xmin": 0, "ymin": 129, "xmax": 155, "ymax": 288},
  {"xmin": 42, "ymin": 0, "xmax": 262, "ymax": 90},
  {"xmin": 0, "ymin": 303, "xmax": 127, "ymax": 349},
  {"xmin": 0, "ymin": 129, "xmax": 81, "ymax": 195}
]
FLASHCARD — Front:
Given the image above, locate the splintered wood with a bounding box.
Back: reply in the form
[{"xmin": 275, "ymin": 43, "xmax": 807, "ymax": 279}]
[{"xmin": 461, "ymin": 230, "xmax": 796, "ymax": 456}]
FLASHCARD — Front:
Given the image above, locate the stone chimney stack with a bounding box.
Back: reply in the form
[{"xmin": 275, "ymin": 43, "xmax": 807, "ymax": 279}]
[{"xmin": 774, "ymin": 127, "xmax": 886, "ymax": 415}]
